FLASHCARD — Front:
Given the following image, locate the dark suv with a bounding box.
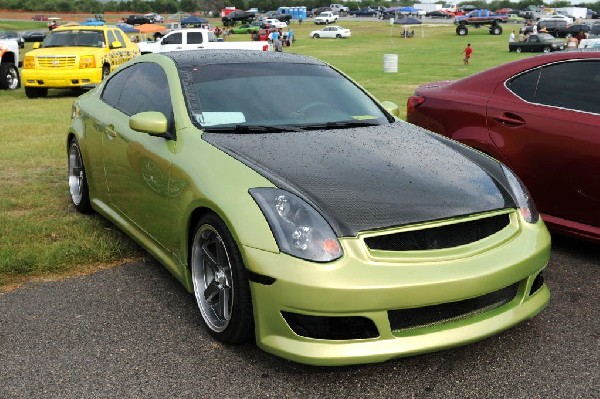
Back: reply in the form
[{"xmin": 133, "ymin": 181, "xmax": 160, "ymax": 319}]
[
  {"xmin": 556, "ymin": 23, "xmax": 591, "ymax": 38},
  {"xmin": 221, "ymin": 10, "xmax": 256, "ymax": 26},
  {"xmin": 126, "ymin": 15, "xmax": 151, "ymax": 25},
  {"xmin": 520, "ymin": 20, "xmax": 567, "ymax": 36}
]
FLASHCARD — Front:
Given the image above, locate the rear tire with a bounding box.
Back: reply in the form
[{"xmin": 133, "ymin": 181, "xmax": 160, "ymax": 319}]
[
  {"xmin": 543, "ymin": 46, "xmax": 551, "ymax": 53},
  {"xmin": 313, "ymin": 33, "xmax": 320, "ymax": 38},
  {"xmin": 68, "ymin": 138, "xmax": 93, "ymax": 214},
  {"xmin": 101, "ymin": 64, "xmax": 110, "ymax": 80},
  {"xmin": 516, "ymin": 47, "xmax": 522, "ymax": 53},
  {"xmin": 0, "ymin": 63, "xmax": 20, "ymax": 90}
]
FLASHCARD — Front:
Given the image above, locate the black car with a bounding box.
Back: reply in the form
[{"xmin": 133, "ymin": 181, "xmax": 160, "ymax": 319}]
[
  {"xmin": 348, "ymin": 8, "xmax": 379, "ymax": 17},
  {"xmin": 19, "ymin": 30, "xmax": 47, "ymax": 43},
  {"xmin": 555, "ymin": 23, "xmax": 591, "ymax": 38},
  {"xmin": 126, "ymin": 15, "xmax": 151, "ymax": 25},
  {"xmin": 426, "ymin": 10, "xmax": 452, "ymax": 19},
  {"xmin": 0, "ymin": 31, "xmax": 24, "ymax": 48}
]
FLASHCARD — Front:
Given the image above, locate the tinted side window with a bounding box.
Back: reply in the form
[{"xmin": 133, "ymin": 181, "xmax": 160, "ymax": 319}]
[
  {"xmin": 112, "ymin": 29, "xmax": 126, "ymax": 48},
  {"xmin": 535, "ymin": 60, "xmax": 600, "ymax": 114},
  {"xmin": 507, "ymin": 68, "xmax": 540, "ymax": 102},
  {"xmin": 101, "ymin": 66, "xmax": 132, "ymax": 107},
  {"xmin": 104, "ymin": 63, "xmax": 174, "ymax": 129},
  {"xmin": 187, "ymin": 32, "xmax": 204, "ymax": 44},
  {"xmin": 163, "ymin": 32, "xmax": 182, "ymax": 44},
  {"xmin": 106, "ymin": 30, "xmax": 117, "ymax": 46}
]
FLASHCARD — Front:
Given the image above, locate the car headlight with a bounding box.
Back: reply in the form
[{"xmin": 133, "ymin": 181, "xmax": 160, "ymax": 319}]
[
  {"xmin": 501, "ymin": 165, "xmax": 539, "ymax": 224},
  {"xmin": 250, "ymin": 188, "xmax": 343, "ymax": 262}
]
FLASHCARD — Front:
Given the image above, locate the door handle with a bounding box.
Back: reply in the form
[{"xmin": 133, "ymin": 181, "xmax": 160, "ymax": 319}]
[
  {"xmin": 105, "ymin": 125, "xmax": 117, "ymax": 139},
  {"xmin": 492, "ymin": 113, "xmax": 525, "ymax": 127}
]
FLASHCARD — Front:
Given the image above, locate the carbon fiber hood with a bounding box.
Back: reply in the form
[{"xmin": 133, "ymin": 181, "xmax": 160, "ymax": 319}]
[{"xmin": 204, "ymin": 122, "xmax": 515, "ymax": 236}]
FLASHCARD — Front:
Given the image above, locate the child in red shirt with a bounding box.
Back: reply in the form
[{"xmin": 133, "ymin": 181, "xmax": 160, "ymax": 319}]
[{"xmin": 463, "ymin": 43, "xmax": 473, "ymax": 65}]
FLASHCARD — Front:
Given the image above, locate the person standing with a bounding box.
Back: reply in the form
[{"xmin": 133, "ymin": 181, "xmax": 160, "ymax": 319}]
[
  {"xmin": 463, "ymin": 43, "xmax": 473, "ymax": 65},
  {"xmin": 509, "ymin": 30, "xmax": 515, "ymax": 43}
]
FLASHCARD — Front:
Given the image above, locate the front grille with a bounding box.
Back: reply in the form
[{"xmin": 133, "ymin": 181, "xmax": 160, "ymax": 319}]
[
  {"xmin": 364, "ymin": 213, "xmax": 510, "ymax": 251},
  {"xmin": 281, "ymin": 312, "xmax": 379, "ymax": 340},
  {"xmin": 388, "ymin": 283, "xmax": 519, "ymax": 331},
  {"xmin": 37, "ymin": 56, "xmax": 77, "ymax": 68}
]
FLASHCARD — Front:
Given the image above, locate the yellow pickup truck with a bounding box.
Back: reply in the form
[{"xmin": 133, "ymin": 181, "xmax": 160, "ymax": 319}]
[{"xmin": 22, "ymin": 25, "xmax": 140, "ymax": 98}]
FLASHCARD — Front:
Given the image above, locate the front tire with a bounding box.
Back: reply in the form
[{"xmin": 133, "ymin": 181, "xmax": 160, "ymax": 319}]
[
  {"xmin": 68, "ymin": 138, "xmax": 92, "ymax": 214},
  {"xmin": 0, "ymin": 63, "xmax": 20, "ymax": 90},
  {"xmin": 313, "ymin": 33, "xmax": 320, "ymax": 38},
  {"xmin": 25, "ymin": 87, "xmax": 48, "ymax": 98},
  {"xmin": 543, "ymin": 46, "xmax": 551, "ymax": 53},
  {"xmin": 516, "ymin": 47, "xmax": 522, "ymax": 53},
  {"xmin": 191, "ymin": 213, "xmax": 253, "ymax": 344},
  {"xmin": 456, "ymin": 25, "xmax": 468, "ymax": 36}
]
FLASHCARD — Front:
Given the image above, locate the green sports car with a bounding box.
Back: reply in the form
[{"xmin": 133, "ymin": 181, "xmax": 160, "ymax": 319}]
[
  {"xmin": 229, "ymin": 23, "xmax": 260, "ymax": 34},
  {"xmin": 67, "ymin": 51, "xmax": 551, "ymax": 366}
]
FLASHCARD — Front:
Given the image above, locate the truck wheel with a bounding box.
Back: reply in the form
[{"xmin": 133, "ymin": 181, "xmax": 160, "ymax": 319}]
[
  {"xmin": 102, "ymin": 64, "xmax": 110, "ymax": 80},
  {"xmin": 25, "ymin": 87, "xmax": 48, "ymax": 99},
  {"xmin": 0, "ymin": 63, "xmax": 20, "ymax": 90},
  {"xmin": 490, "ymin": 25, "xmax": 502, "ymax": 35},
  {"xmin": 515, "ymin": 47, "xmax": 522, "ymax": 53},
  {"xmin": 456, "ymin": 26, "xmax": 468, "ymax": 36},
  {"xmin": 543, "ymin": 46, "xmax": 551, "ymax": 53}
]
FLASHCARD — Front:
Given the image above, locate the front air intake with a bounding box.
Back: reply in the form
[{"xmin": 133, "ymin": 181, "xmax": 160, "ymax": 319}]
[{"xmin": 364, "ymin": 214, "xmax": 510, "ymax": 251}]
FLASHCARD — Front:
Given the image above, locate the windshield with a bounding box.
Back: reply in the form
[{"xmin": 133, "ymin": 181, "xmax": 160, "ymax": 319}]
[
  {"xmin": 184, "ymin": 62, "xmax": 390, "ymax": 131},
  {"xmin": 43, "ymin": 30, "xmax": 105, "ymax": 48}
]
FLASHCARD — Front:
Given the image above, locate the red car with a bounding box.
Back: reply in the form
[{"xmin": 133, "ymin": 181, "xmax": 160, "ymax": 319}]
[{"xmin": 407, "ymin": 51, "xmax": 600, "ymax": 243}]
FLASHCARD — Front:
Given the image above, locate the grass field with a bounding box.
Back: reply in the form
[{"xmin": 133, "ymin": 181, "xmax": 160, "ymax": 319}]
[{"xmin": 0, "ymin": 18, "xmax": 531, "ymax": 288}]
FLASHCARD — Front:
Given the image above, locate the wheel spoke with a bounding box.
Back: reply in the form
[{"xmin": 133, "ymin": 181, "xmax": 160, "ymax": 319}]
[
  {"xmin": 201, "ymin": 240, "xmax": 218, "ymax": 266},
  {"xmin": 204, "ymin": 280, "xmax": 220, "ymax": 303},
  {"xmin": 218, "ymin": 287, "xmax": 231, "ymax": 320}
]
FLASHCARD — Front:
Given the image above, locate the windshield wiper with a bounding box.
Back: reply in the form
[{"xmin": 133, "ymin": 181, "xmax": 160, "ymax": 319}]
[
  {"xmin": 202, "ymin": 124, "xmax": 304, "ymax": 133},
  {"xmin": 301, "ymin": 120, "xmax": 382, "ymax": 130}
]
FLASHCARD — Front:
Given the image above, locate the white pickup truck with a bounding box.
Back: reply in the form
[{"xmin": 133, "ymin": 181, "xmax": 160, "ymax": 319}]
[
  {"xmin": 0, "ymin": 38, "xmax": 20, "ymax": 90},
  {"xmin": 314, "ymin": 11, "xmax": 339, "ymax": 24},
  {"xmin": 138, "ymin": 28, "xmax": 271, "ymax": 54}
]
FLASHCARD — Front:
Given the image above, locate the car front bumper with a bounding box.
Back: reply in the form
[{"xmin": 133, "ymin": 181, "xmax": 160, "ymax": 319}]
[
  {"xmin": 22, "ymin": 67, "xmax": 102, "ymax": 89},
  {"xmin": 244, "ymin": 210, "xmax": 551, "ymax": 366}
]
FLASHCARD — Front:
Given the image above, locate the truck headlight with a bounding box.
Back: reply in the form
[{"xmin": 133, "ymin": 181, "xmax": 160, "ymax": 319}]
[
  {"xmin": 250, "ymin": 188, "xmax": 343, "ymax": 262},
  {"xmin": 79, "ymin": 56, "xmax": 96, "ymax": 69},
  {"xmin": 23, "ymin": 55, "xmax": 35, "ymax": 69}
]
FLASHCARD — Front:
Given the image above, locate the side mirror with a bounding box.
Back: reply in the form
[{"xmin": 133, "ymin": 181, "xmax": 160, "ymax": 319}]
[
  {"xmin": 110, "ymin": 41, "xmax": 122, "ymax": 49},
  {"xmin": 380, "ymin": 101, "xmax": 400, "ymax": 117},
  {"xmin": 33, "ymin": 42, "xmax": 41, "ymax": 49},
  {"xmin": 129, "ymin": 112, "xmax": 169, "ymax": 136}
]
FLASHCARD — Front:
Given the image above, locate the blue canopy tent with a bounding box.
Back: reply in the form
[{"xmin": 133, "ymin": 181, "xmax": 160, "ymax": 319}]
[
  {"xmin": 181, "ymin": 15, "xmax": 209, "ymax": 28},
  {"xmin": 116, "ymin": 23, "xmax": 139, "ymax": 33}
]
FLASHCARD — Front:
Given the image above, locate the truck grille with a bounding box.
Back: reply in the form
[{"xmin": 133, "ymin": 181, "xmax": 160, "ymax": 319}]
[
  {"xmin": 364, "ymin": 214, "xmax": 510, "ymax": 251},
  {"xmin": 37, "ymin": 56, "xmax": 77, "ymax": 68}
]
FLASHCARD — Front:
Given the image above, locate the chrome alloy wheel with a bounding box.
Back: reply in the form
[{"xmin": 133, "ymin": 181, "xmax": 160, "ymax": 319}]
[
  {"xmin": 68, "ymin": 141, "xmax": 85, "ymax": 205},
  {"xmin": 192, "ymin": 224, "xmax": 235, "ymax": 332}
]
